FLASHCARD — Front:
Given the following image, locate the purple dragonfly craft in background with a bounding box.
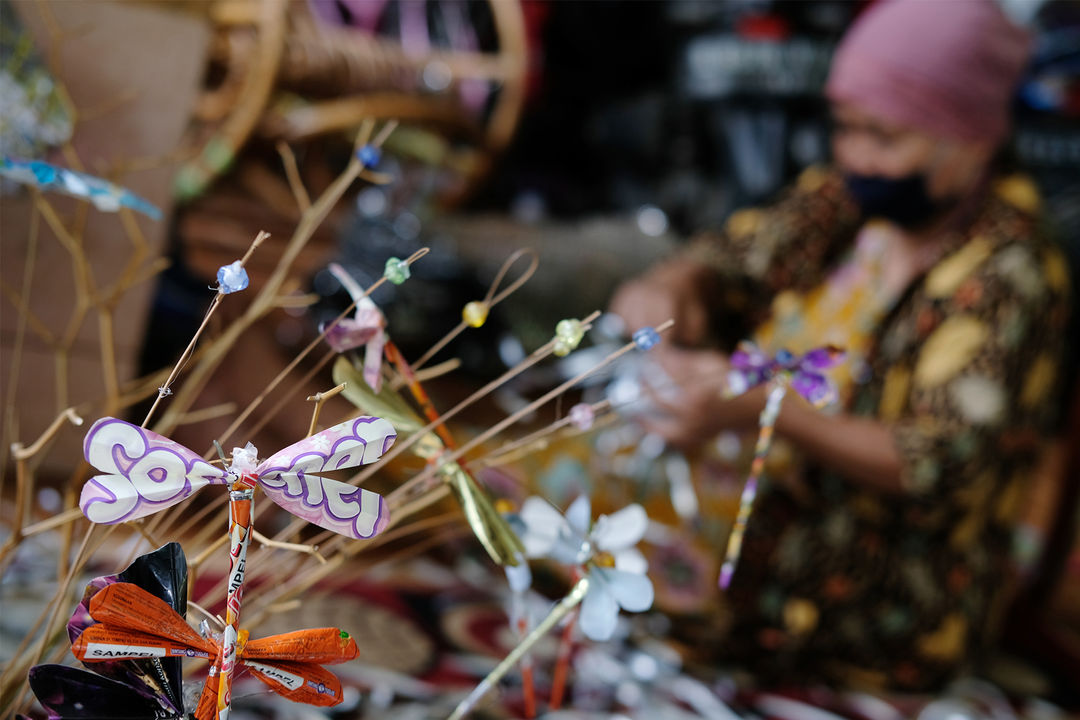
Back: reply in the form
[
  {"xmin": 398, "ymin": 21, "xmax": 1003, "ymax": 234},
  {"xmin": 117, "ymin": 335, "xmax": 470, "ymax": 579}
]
[
  {"xmin": 725, "ymin": 341, "xmax": 845, "ymax": 409},
  {"xmin": 719, "ymin": 342, "xmax": 845, "ymax": 591},
  {"xmin": 320, "ymin": 262, "xmax": 388, "ymax": 392}
]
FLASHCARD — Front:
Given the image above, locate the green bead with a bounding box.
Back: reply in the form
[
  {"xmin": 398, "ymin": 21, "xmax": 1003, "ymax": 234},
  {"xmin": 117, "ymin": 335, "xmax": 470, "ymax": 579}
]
[
  {"xmin": 384, "ymin": 257, "xmax": 410, "ymax": 284},
  {"xmin": 552, "ymin": 318, "xmax": 585, "ymax": 356},
  {"xmin": 555, "ymin": 318, "xmax": 583, "ymax": 343}
]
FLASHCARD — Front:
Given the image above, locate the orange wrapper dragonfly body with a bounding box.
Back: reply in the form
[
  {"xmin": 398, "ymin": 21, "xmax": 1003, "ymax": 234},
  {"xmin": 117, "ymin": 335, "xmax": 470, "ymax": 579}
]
[{"xmin": 71, "ymin": 583, "xmax": 359, "ymax": 717}]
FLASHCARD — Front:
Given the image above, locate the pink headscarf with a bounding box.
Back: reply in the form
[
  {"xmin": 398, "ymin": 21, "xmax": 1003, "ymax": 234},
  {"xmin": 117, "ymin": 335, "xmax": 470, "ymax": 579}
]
[{"xmin": 826, "ymin": 0, "xmax": 1032, "ymax": 145}]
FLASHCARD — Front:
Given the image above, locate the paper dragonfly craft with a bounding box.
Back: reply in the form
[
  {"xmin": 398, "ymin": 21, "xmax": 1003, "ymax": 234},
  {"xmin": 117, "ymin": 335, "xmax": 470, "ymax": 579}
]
[
  {"xmin": 720, "ymin": 342, "xmax": 844, "ymax": 590},
  {"xmin": 0, "ymin": 157, "xmax": 162, "ymax": 220},
  {"xmin": 79, "ymin": 415, "xmax": 396, "ymax": 539},
  {"xmin": 321, "ymin": 262, "xmax": 388, "ymax": 392},
  {"xmin": 79, "ymin": 415, "xmax": 395, "ymax": 718},
  {"xmin": 69, "ymin": 582, "xmax": 359, "ymax": 718},
  {"xmin": 725, "ymin": 341, "xmax": 845, "ymax": 408},
  {"xmin": 28, "ymin": 542, "xmax": 190, "ymax": 718}
]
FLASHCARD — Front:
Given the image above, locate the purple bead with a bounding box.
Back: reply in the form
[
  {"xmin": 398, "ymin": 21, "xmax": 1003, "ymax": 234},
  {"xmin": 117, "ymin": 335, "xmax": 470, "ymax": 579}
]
[
  {"xmin": 568, "ymin": 403, "xmax": 595, "ymax": 431},
  {"xmin": 632, "ymin": 326, "xmax": 660, "ymax": 351},
  {"xmin": 357, "ymin": 145, "xmax": 381, "ymax": 168}
]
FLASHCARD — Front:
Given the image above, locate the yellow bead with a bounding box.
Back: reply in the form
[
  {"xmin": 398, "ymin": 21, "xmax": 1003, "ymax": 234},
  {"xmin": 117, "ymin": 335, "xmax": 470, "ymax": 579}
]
[
  {"xmin": 494, "ymin": 498, "xmax": 516, "ymax": 514},
  {"xmin": 462, "ymin": 301, "xmax": 489, "ymax": 328},
  {"xmin": 552, "ymin": 317, "xmax": 584, "ymax": 357},
  {"xmin": 555, "ymin": 319, "xmax": 584, "ymax": 345},
  {"xmin": 594, "ymin": 551, "xmax": 616, "ymax": 568}
]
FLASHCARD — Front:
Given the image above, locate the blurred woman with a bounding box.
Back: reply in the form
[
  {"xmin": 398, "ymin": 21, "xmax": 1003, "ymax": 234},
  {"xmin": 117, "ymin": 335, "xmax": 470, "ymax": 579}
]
[{"xmin": 611, "ymin": 0, "xmax": 1070, "ymax": 691}]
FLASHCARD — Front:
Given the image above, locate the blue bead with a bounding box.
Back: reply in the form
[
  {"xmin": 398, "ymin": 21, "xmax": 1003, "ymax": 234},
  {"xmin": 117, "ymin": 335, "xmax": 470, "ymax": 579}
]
[
  {"xmin": 357, "ymin": 145, "xmax": 381, "ymax": 168},
  {"xmin": 216, "ymin": 260, "xmax": 249, "ymax": 294},
  {"xmin": 775, "ymin": 348, "xmax": 795, "ymax": 366},
  {"xmin": 632, "ymin": 326, "xmax": 660, "ymax": 351}
]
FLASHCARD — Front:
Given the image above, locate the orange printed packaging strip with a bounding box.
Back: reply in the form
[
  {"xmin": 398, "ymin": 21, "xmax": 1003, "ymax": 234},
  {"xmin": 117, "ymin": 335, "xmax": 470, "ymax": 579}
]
[
  {"xmin": 218, "ymin": 487, "xmax": 255, "ymax": 718},
  {"xmin": 248, "ymin": 659, "xmax": 345, "ymax": 706},
  {"xmin": 242, "ymin": 628, "xmax": 359, "ymax": 665},
  {"xmin": 73, "ymin": 624, "xmax": 214, "ymax": 662},
  {"xmin": 385, "ymin": 341, "xmax": 457, "ymax": 450},
  {"xmin": 195, "ymin": 658, "xmax": 346, "ymax": 718},
  {"xmin": 76, "ymin": 580, "xmax": 356, "ymax": 716},
  {"xmin": 86, "ymin": 583, "xmax": 214, "ymax": 653},
  {"xmin": 195, "ymin": 668, "xmax": 224, "ymax": 720}
]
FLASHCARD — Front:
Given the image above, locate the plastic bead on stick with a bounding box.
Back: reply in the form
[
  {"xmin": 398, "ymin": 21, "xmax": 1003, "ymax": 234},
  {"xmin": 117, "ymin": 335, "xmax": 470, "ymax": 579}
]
[
  {"xmin": 215, "ymin": 261, "xmax": 249, "ymax": 294},
  {"xmin": 356, "ymin": 144, "xmax": 381, "ymax": 168},
  {"xmin": 568, "ymin": 403, "xmax": 595, "ymax": 431},
  {"xmin": 632, "ymin": 326, "xmax": 661, "ymax": 351},
  {"xmin": 412, "ymin": 248, "xmax": 540, "ymax": 370},
  {"xmin": 383, "ymin": 257, "xmax": 411, "ymax": 285},
  {"xmin": 462, "ymin": 301, "xmax": 489, "ymax": 328},
  {"xmin": 553, "ymin": 318, "xmax": 586, "ymax": 357}
]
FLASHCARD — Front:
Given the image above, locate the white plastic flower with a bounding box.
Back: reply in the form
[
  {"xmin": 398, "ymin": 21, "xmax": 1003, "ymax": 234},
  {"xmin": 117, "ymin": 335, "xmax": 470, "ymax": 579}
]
[{"xmin": 518, "ymin": 495, "xmax": 653, "ymax": 641}]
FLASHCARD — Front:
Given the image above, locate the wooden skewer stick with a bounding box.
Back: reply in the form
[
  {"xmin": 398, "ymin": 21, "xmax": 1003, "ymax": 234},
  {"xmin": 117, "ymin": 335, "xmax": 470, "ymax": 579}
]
[
  {"xmin": 141, "ymin": 230, "xmax": 268, "ymax": 429},
  {"xmin": 447, "ymin": 578, "xmax": 591, "ymax": 720},
  {"xmin": 412, "ymin": 248, "xmax": 539, "ymax": 371},
  {"xmin": 0, "ymin": 408, "xmax": 84, "ymax": 573},
  {"xmin": 388, "ymin": 320, "xmax": 675, "ymax": 510},
  {"xmin": 251, "ymin": 529, "xmax": 326, "ymax": 564},
  {"xmin": 350, "ymin": 310, "xmax": 602, "ymax": 488},
  {"xmin": 306, "ymin": 382, "xmax": 347, "ymax": 437},
  {"xmin": 208, "ymin": 247, "xmax": 429, "ymax": 455}
]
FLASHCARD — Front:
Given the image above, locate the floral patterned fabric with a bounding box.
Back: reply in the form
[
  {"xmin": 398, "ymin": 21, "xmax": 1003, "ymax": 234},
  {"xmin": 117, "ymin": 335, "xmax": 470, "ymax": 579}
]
[{"xmin": 687, "ymin": 167, "xmax": 1070, "ymax": 691}]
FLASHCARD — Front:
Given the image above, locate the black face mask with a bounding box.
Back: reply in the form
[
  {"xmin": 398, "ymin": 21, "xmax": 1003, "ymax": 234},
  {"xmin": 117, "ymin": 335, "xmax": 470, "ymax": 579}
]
[{"xmin": 844, "ymin": 172, "xmax": 943, "ymax": 229}]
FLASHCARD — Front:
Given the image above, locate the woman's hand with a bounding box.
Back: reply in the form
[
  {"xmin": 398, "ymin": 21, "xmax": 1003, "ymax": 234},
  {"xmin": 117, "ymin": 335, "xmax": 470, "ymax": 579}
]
[
  {"xmin": 637, "ymin": 347, "xmax": 767, "ymax": 449},
  {"xmin": 609, "ymin": 258, "xmax": 715, "ymax": 347}
]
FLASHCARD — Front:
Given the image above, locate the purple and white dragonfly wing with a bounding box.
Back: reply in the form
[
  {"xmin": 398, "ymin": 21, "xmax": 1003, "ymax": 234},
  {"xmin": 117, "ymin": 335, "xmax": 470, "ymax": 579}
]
[
  {"xmin": 791, "ymin": 370, "xmax": 839, "ymax": 409},
  {"xmin": 255, "ymin": 416, "xmax": 397, "ymax": 540},
  {"xmin": 80, "ymin": 418, "xmax": 229, "ymax": 524}
]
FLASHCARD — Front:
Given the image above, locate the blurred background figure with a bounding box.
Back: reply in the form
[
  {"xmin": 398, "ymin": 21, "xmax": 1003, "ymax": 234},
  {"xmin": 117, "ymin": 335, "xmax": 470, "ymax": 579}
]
[{"xmin": 611, "ymin": 0, "xmax": 1071, "ymax": 692}]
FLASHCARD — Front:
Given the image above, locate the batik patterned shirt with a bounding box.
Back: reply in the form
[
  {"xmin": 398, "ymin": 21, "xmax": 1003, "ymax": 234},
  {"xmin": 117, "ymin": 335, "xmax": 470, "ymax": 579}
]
[{"xmin": 688, "ymin": 167, "xmax": 1070, "ymax": 691}]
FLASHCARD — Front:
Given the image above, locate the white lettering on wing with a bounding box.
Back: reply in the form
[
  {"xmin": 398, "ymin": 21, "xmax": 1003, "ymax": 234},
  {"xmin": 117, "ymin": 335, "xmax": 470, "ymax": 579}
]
[
  {"xmin": 82, "ymin": 475, "xmax": 138, "ymax": 524},
  {"xmin": 324, "ymin": 482, "xmax": 361, "ymax": 523},
  {"xmin": 247, "ymin": 661, "xmax": 304, "ymax": 690},
  {"xmin": 86, "ymin": 642, "xmax": 165, "ymax": 658}
]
